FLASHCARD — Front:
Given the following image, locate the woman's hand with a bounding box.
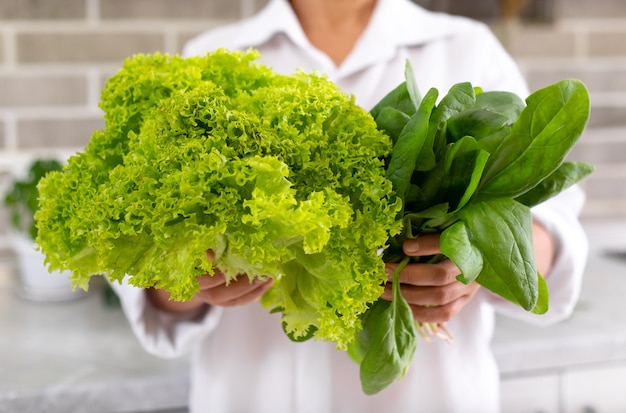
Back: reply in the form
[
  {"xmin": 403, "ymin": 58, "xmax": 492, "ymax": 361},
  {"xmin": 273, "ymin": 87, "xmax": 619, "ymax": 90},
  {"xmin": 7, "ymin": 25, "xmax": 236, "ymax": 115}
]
[
  {"xmin": 382, "ymin": 234, "xmax": 480, "ymax": 324},
  {"xmin": 193, "ymin": 268, "xmax": 274, "ymax": 308},
  {"xmin": 146, "ymin": 250, "xmax": 273, "ymax": 314}
]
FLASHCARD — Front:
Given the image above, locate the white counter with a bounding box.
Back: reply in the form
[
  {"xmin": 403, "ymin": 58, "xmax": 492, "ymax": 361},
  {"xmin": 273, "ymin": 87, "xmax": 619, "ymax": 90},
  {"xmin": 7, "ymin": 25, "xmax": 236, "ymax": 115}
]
[
  {"xmin": 494, "ymin": 220, "xmax": 626, "ymax": 377},
  {"xmin": 1, "ymin": 220, "xmax": 624, "ymax": 413},
  {"xmin": 0, "ymin": 275, "xmax": 189, "ymax": 413}
]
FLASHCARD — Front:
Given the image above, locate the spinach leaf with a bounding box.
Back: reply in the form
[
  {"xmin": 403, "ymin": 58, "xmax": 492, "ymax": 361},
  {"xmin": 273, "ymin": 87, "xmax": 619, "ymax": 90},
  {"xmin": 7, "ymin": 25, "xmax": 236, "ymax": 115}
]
[
  {"xmin": 413, "ymin": 101, "xmax": 442, "ymax": 172},
  {"xmin": 370, "ymin": 82, "xmax": 416, "ymax": 119},
  {"xmin": 515, "ymin": 161, "xmax": 595, "ymax": 207},
  {"xmin": 409, "ymin": 136, "xmax": 489, "ymax": 218},
  {"xmin": 404, "ymin": 60, "xmax": 422, "ymax": 110},
  {"xmin": 404, "ymin": 203, "xmax": 452, "ymax": 235},
  {"xmin": 374, "ymin": 107, "xmax": 411, "ymax": 145},
  {"xmin": 466, "ymin": 252, "xmax": 549, "ymax": 315},
  {"xmin": 478, "ymin": 80, "xmax": 591, "ymax": 199},
  {"xmin": 409, "ymin": 156, "xmax": 445, "ymax": 212},
  {"xmin": 474, "ymin": 90, "xmax": 526, "ymax": 121},
  {"xmin": 451, "ymin": 198, "xmax": 542, "ymax": 311},
  {"xmin": 385, "ymin": 88, "xmax": 438, "ymax": 212},
  {"xmin": 358, "ymin": 257, "xmax": 417, "ymax": 395},
  {"xmin": 441, "ymin": 136, "xmax": 490, "ymax": 211},
  {"xmin": 445, "ymin": 91, "xmax": 523, "ymax": 143},
  {"xmin": 361, "ymin": 63, "xmax": 591, "ymax": 394},
  {"xmin": 440, "ymin": 221, "xmax": 483, "ymax": 283},
  {"xmin": 431, "ymin": 82, "xmax": 476, "ymax": 125}
]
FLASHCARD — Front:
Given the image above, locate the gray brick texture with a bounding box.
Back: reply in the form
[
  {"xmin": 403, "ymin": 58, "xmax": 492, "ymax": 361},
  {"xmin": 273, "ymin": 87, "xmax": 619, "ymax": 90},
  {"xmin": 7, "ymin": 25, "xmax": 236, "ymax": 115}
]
[{"xmin": 0, "ymin": 0, "xmax": 624, "ymax": 245}]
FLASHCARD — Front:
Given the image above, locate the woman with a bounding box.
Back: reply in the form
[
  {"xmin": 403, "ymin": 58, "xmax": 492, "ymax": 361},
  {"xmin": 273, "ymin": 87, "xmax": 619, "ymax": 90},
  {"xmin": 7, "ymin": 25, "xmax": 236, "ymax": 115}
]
[{"xmin": 112, "ymin": 0, "xmax": 588, "ymax": 411}]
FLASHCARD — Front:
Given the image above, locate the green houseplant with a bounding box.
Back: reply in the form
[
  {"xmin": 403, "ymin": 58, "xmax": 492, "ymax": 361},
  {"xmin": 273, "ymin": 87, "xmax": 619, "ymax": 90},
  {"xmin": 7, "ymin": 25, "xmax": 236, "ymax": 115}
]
[
  {"xmin": 4, "ymin": 159, "xmax": 63, "ymax": 240},
  {"xmin": 3, "ymin": 159, "xmax": 83, "ymax": 301}
]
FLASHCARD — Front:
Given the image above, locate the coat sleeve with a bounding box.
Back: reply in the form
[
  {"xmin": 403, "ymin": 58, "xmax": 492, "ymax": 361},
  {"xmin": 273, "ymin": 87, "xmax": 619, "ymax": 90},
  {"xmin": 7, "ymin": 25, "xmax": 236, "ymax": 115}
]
[
  {"xmin": 111, "ymin": 279, "xmax": 223, "ymax": 358},
  {"xmin": 484, "ymin": 185, "xmax": 589, "ymax": 325}
]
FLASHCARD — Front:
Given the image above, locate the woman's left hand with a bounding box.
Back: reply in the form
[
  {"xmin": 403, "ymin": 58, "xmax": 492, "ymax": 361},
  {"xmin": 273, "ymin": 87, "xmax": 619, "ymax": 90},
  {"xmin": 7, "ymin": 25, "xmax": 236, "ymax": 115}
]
[{"xmin": 382, "ymin": 234, "xmax": 481, "ymax": 323}]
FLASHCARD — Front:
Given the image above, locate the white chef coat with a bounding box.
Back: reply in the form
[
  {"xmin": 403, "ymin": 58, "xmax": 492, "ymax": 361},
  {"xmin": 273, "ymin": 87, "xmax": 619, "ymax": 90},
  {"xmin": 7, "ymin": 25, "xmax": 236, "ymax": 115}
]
[{"xmin": 112, "ymin": 0, "xmax": 589, "ymax": 412}]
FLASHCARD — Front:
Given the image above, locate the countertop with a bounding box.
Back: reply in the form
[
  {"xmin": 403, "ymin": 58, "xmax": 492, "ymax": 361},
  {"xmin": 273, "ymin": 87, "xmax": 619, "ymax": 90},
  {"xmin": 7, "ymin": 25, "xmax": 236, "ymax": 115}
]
[
  {"xmin": 1, "ymin": 219, "xmax": 625, "ymax": 413},
  {"xmin": 493, "ymin": 220, "xmax": 626, "ymax": 378},
  {"xmin": 0, "ymin": 276, "xmax": 189, "ymax": 413}
]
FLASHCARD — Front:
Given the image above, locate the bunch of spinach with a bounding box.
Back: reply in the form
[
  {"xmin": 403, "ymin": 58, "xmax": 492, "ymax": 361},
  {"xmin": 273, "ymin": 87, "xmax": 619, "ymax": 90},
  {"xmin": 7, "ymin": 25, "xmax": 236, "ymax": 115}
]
[{"xmin": 349, "ymin": 63, "xmax": 593, "ymax": 395}]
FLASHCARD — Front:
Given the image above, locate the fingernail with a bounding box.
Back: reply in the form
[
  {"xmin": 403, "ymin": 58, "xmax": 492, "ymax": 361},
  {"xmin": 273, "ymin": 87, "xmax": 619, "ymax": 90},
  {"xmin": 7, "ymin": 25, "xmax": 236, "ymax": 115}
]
[{"xmin": 404, "ymin": 240, "xmax": 419, "ymax": 254}]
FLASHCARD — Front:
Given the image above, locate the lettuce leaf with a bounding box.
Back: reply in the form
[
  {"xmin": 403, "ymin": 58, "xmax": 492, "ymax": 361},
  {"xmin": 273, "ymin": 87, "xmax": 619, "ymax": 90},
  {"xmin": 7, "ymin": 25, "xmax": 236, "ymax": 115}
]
[{"xmin": 35, "ymin": 49, "xmax": 401, "ymax": 349}]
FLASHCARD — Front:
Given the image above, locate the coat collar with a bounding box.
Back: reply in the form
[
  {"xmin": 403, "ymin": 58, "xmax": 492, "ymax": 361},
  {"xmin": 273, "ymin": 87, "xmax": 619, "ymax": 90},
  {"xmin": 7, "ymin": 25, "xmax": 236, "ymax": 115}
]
[{"xmin": 237, "ymin": 0, "xmax": 474, "ymax": 77}]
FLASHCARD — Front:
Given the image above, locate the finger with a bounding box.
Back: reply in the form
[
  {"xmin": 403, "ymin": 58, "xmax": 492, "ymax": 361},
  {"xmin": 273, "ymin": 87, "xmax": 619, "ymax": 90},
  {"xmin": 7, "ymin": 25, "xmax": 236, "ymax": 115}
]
[
  {"xmin": 197, "ymin": 249, "xmax": 229, "ymax": 289},
  {"xmin": 403, "ymin": 234, "xmax": 441, "ymax": 257},
  {"xmin": 385, "ymin": 259, "xmax": 460, "ymax": 286},
  {"xmin": 381, "ymin": 281, "xmax": 480, "ymax": 323},
  {"xmin": 217, "ymin": 281, "xmax": 275, "ymax": 307},
  {"xmin": 197, "ymin": 271, "xmax": 228, "ymax": 289},
  {"xmin": 198, "ymin": 277, "xmax": 273, "ymax": 306},
  {"xmin": 381, "ymin": 280, "xmax": 476, "ymax": 306},
  {"xmin": 408, "ymin": 293, "xmax": 475, "ymax": 323}
]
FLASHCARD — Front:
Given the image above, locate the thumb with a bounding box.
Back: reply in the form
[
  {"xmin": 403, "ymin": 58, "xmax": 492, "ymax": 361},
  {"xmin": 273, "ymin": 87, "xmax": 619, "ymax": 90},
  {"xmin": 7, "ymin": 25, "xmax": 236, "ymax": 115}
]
[{"xmin": 403, "ymin": 234, "xmax": 441, "ymax": 257}]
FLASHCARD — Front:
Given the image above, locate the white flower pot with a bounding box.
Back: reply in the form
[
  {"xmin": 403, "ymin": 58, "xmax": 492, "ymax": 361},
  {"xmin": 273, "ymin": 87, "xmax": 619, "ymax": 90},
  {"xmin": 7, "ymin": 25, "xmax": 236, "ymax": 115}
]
[{"xmin": 13, "ymin": 234, "xmax": 85, "ymax": 301}]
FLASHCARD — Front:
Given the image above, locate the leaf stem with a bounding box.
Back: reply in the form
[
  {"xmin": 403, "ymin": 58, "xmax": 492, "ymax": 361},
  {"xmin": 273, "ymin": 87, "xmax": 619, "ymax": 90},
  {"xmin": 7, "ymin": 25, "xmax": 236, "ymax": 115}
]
[
  {"xmin": 415, "ymin": 321, "xmax": 453, "ymax": 344},
  {"xmin": 393, "ymin": 255, "xmax": 453, "ymax": 344}
]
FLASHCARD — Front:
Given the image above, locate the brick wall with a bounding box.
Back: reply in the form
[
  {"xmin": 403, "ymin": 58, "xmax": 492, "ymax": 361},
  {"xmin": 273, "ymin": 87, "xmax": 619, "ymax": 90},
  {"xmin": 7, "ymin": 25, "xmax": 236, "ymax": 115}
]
[
  {"xmin": 0, "ymin": 0, "xmax": 267, "ymax": 250},
  {"xmin": 496, "ymin": 0, "xmax": 626, "ymax": 219},
  {"xmin": 0, "ymin": 0, "xmax": 624, "ymax": 251}
]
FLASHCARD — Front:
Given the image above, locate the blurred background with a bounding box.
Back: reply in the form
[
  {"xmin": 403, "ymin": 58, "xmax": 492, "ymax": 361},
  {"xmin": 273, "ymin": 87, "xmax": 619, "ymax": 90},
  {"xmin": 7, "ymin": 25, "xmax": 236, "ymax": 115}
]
[{"xmin": 0, "ymin": 1, "xmax": 625, "ymax": 412}]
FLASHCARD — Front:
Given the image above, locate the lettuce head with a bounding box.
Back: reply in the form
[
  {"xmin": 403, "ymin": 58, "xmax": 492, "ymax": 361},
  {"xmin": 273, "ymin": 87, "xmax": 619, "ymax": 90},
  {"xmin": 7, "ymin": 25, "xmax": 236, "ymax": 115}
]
[{"xmin": 35, "ymin": 49, "xmax": 401, "ymax": 349}]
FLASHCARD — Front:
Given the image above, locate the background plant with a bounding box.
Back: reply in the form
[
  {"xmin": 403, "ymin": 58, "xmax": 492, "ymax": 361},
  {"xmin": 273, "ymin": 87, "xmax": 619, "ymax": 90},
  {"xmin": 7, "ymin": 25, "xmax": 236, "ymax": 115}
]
[{"xmin": 3, "ymin": 159, "xmax": 63, "ymax": 240}]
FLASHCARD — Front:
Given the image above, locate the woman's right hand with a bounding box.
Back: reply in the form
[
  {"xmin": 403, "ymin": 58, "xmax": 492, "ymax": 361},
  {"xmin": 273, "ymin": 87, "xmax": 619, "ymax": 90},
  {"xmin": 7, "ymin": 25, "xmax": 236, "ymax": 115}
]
[
  {"xmin": 193, "ymin": 269, "xmax": 274, "ymax": 307},
  {"xmin": 146, "ymin": 250, "xmax": 273, "ymax": 314}
]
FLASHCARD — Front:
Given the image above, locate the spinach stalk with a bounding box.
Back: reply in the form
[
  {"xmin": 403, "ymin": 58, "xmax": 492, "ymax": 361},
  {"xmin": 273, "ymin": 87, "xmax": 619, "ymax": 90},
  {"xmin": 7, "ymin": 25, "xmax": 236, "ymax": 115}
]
[{"xmin": 350, "ymin": 256, "xmax": 417, "ymax": 395}]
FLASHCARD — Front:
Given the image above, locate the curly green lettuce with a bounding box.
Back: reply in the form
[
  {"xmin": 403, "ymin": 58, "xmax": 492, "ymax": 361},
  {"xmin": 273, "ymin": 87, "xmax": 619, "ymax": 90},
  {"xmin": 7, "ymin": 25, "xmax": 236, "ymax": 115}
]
[{"xmin": 35, "ymin": 49, "xmax": 401, "ymax": 349}]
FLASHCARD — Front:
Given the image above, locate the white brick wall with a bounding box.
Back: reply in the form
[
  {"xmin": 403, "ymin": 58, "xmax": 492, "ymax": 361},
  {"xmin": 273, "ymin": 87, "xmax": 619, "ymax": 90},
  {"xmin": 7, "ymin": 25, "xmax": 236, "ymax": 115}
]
[
  {"xmin": 1, "ymin": 0, "xmax": 625, "ymax": 252},
  {"xmin": 496, "ymin": 16, "xmax": 626, "ymax": 219},
  {"xmin": 0, "ymin": 0, "xmax": 266, "ymax": 250}
]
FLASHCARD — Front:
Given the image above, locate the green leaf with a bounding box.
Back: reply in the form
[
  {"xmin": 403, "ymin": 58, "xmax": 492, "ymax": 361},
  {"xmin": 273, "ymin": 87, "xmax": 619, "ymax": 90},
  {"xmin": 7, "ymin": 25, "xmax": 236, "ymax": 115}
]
[
  {"xmin": 431, "ymin": 82, "xmax": 476, "ymax": 125},
  {"xmin": 401, "ymin": 203, "xmax": 451, "ymax": 237},
  {"xmin": 358, "ymin": 257, "xmax": 417, "ymax": 395},
  {"xmin": 370, "ymin": 82, "xmax": 416, "ymax": 118},
  {"xmin": 271, "ymin": 306, "xmax": 319, "ymax": 343},
  {"xmin": 475, "ymin": 126, "xmax": 512, "ymax": 156},
  {"xmin": 532, "ymin": 274, "xmax": 549, "ymax": 315},
  {"xmin": 455, "ymin": 148, "xmax": 490, "ymax": 211},
  {"xmin": 35, "ymin": 50, "xmax": 399, "ymax": 351},
  {"xmin": 446, "ymin": 108, "xmax": 510, "ymax": 143},
  {"xmin": 455, "ymin": 198, "xmax": 539, "ymax": 310},
  {"xmin": 411, "ymin": 136, "xmax": 490, "ymax": 216},
  {"xmin": 479, "ymin": 79, "xmax": 591, "ymax": 198},
  {"xmin": 404, "ymin": 60, "xmax": 421, "ymax": 110},
  {"xmin": 440, "ymin": 221, "xmax": 483, "ymax": 284},
  {"xmin": 445, "ymin": 91, "xmax": 524, "ymax": 143},
  {"xmin": 373, "ymin": 107, "xmax": 411, "ymax": 145},
  {"xmin": 283, "ymin": 322, "xmax": 318, "ymax": 342},
  {"xmin": 3, "ymin": 159, "xmax": 63, "ymax": 239},
  {"xmin": 475, "ymin": 91, "xmax": 526, "ymax": 121},
  {"xmin": 405, "ymin": 203, "xmax": 450, "ymax": 220},
  {"xmin": 413, "ymin": 104, "xmax": 441, "ymax": 172},
  {"xmin": 385, "ymin": 88, "xmax": 438, "ymax": 211},
  {"xmin": 441, "ymin": 136, "xmax": 490, "ymax": 211},
  {"xmin": 515, "ymin": 161, "xmax": 594, "ymax": 207}
]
